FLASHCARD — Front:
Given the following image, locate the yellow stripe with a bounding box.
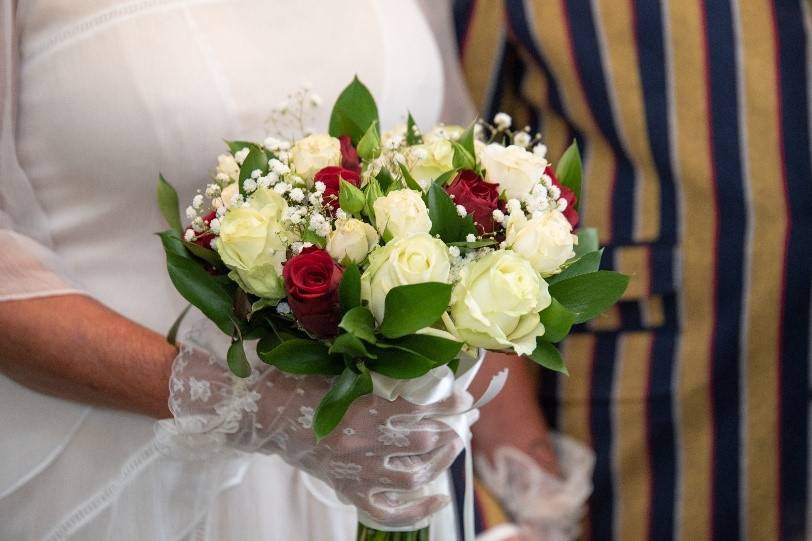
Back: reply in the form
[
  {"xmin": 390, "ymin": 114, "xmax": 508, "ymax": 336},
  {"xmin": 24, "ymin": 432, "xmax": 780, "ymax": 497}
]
[
  {"xmin": 515, "ymin": 48, "xmax": 572, "ymax": 162},
  {"xmin": 667, "ymin": 1, "xmax": 715, "ymax": 539},
  {"xmin": 592, "ymin": 0, "xmax": 661, "ymax": 243},
  {"xmin": 737, "ymin": 2, "xmax": 783, "ymax": 539},
  {"xmin": 614, "ymin": 332, "xmax": 653, "ymax": 540},
  {"xmin": 615, "ymin": 245, "xmax": 651, "ymax": 299},
  {"xmin": 460, "ymin": 1, "xmax": 506, "ymax": 114},
  {"xmin": 559, "ymin": 333, "xmax": 595, "ymax": 540},
  {"xmin": 641, "ymin": 296, "xmax": 665, "ymax": 328},
  {"xmin": 473, "ymin": 479, "xmax": 511, "ymax": 528},
  {"xmin": 525, "ymin": 0, "xmax": 616, "ymax": 244}
]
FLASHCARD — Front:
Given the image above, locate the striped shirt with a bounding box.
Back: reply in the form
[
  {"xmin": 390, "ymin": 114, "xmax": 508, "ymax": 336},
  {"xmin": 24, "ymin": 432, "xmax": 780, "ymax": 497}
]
[{"xmin": 453, "ymin": 1, "xmax": 812, "ymax": 540}]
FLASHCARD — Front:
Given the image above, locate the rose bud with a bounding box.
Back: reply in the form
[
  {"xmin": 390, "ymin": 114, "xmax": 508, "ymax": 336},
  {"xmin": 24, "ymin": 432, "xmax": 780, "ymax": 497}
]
[
  {"xmin": 185, "ymin": 210, "xmax": 218, "ymax": 248},
  {"xmin": 338, "ymin": 135, "xmax": 362, "ymax": 174},
  {"xmin": 314, "ymin": 166, "xmax": 362, "ymax": 213},
  {"xmin": 445, "ymin": 170, "xmax": 502, "ymax": 234},
  {"xmin": 545, "ymin": 166, "xmax": 579, "ymax": 227},
  {"xmin": 283, "ymin": 247, "xmax": 343, "ymax": 337}
]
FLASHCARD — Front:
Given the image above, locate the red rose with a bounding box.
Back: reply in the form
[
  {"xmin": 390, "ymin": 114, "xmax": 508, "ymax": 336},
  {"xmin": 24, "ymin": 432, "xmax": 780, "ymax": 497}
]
[
  {"xmin": 185, "ymin": 210, "xmax": 218, "ymax": 248},
  {"xmin": 338, "ymin": 135, "xmax": 361, "ymax": 174},
  {"xmin": 545, "ymin": 166, "xmax": 579, "ymax": 227},
  {"xmin": 445, "ymin": 170, "xmax": 502, "ymax": 234},
  {"xmin": 314, "ymin": 166, "xmax": 362, "ymax": 212},
  {"xmin": 283, "ymin": 247, "xmax": 343, "ymax": 337}
]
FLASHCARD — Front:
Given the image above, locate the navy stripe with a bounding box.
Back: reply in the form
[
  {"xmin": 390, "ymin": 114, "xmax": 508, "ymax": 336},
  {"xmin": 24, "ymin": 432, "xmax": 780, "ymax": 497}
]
[
  {"xmin": 648, "ymin": 327, "xmax": 678, "ymax": 540},
  {"xmin": 704, "ymin": 1, "xmax": 746, "ymax": 538},
  {"xmin": 452, "ymin": 0, "xmax": 476, "ymax": 52},
  {"xmin": 775, "ymin": 2, "xmax": 812, "ymax": 538},
  {"xmin": 561, "ymin": 0, "xmax": 637, "ymax": 245},
  {"xmin": 633, "ymin": 0, "xmax": 678, "ymax": 247},
  {"xmin": 450, "ymin": 451, "xmax": 484, "ymax": 536},
  {"xmin": 589, "ymin": 332, "xmax": 618, "ymax": 541},
  {"xmin": 539, "ymin": 366, "xmax": 560, "ymax": 431}
]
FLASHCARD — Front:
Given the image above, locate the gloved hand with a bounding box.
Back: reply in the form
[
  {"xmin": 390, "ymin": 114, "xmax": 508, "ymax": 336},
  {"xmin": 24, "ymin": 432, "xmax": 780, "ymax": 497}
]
[
  {"xmin": 157, "ymin": 321, "xmax": 471, "ymax": 529},
  {"xmin": 475, "ymin": 436, "xmax": 595, "ymax": 541}
]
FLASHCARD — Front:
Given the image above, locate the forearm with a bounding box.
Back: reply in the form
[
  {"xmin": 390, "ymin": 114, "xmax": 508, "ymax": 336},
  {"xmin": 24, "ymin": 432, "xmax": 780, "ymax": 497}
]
[
  {"xmin": 0, "ymin": 294, "xmax": 176, "ymax": 418},
  {"xmin": 472, "ymin": 352, "xmax": 559, "ymax": 474}
]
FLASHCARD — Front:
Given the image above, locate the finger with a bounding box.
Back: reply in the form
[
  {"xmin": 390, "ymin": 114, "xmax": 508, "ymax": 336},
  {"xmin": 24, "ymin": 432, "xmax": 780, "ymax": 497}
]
[
  {"xmin": 366, "ymin": 493, "xmax": 451, "ymax": 528},
  {"xmin": 382, "ymin": 440, "xmax": 464, "ymax": 490}
]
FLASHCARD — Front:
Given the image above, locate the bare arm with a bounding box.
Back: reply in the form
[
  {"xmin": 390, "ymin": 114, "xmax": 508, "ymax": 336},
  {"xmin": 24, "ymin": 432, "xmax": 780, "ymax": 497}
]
[
  {"xmin": 472, "ymin": 352, "xmax": 560, "ymax": 475},
  {"xmin": 0, "ymin": 294, "xmax": 177, "ymax": 419}
]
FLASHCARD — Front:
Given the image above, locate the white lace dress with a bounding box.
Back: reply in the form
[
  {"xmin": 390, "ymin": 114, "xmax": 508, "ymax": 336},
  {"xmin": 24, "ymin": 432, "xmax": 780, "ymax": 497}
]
[{"xmin": 0, "ymin": 1, "xmax": 462, "ymax": 539}]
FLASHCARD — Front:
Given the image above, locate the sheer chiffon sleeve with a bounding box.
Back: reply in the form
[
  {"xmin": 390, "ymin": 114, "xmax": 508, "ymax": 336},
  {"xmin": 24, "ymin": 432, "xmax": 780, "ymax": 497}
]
[{"xmin": 0, "ymin": 0, "xmax": 85, "ymax": 302}]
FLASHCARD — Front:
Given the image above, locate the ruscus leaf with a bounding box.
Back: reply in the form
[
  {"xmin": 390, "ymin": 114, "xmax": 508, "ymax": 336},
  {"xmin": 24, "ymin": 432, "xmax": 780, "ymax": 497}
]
[
  {"xmin": 379, "ymin": 282, "xmax": 453, "ymax": 338},
  {"xmin": 157, "ymin": 174, "xmax": 182, "ymax": 234},
  {"xmin": 313, "ymin": 366, "xmax": 373, "ymax": 440}
]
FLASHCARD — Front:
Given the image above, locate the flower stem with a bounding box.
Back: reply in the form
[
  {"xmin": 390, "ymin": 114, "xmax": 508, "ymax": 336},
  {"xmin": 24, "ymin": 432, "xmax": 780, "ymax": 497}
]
[{"xmin": 356, "ymin": 523, "xmax": 429, "ymax": 541}]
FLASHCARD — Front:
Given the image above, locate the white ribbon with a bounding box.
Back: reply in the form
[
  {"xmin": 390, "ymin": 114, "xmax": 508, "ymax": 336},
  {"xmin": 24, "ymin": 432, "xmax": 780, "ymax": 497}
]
[{"xmin": 309, "ymin": 351, "xmax": 508, "ymax": 541}]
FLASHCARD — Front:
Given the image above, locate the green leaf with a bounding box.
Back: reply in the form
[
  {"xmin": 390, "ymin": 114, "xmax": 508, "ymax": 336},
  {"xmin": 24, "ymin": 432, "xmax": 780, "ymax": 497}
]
[
  {"xmin": 364, "ymin": 176, "xmax": 384, "ymax": 222},
  {"xmin": 448, "ymin": 239, "xmax": 498, "ymax": 249},
  {"xmin": 539, "ymin": 297, "xmax": 576, "ymax": 343},
  {"xmin": 225, "ymin": 140, "xmax": 258, "ymax": 155},
  {"xmin": 339, "ymin": 179, "xmax": 365, "ymax": 215},
  {"xmin": 339, "ymin": 263, "xmax": 361, "ymax": 312},
  {"xmin": 166, "ymin": 304, "xmax": 192, "ymax": 345},
  {"xmin": 161, "ymin": 247, "xmax": 235, "ymax": 334},
  {"xmin": 398, "ymin": 162, "xmax": 423, "ymax": 192},
  {"xmin": 375, "ymin": 168, "xmax": 394, "ymax": 193},
  {"xmin": 574, "ymin": 227, "xmax": 599, "ymax": 258},
  {"xmin": 339, "ymin": 306, "xmax": 377, "ymax": 343},
  {"xmin": 328, "ymin": 76, "xmax": 380, "ymax": 145},
  {"xmin": 366, "ymin": 346, "xmax": 437, "ymax": 379},
  {"xmin": 157, "ymin": 175, "xmax": 183, "ymax": 234},
  {"xmin": 528, "ymin": 340, "xmax": 569, "ymax": 375},
  {"xmin": 458, "ymin": 122, "xmax": 477, "ymax": 159},
  {"xmin": 227, "ymin": 339, "xmax": 252, "ymax": 378},
  {"xmin": 238, "ymin": 147, "xmax": 269, "ymax": 196},
  {"xmin": 158, "ymin": 229, "xmax": 190, "ymax": 259},
  {"xmin": 548, "ymin": 250, "xmax": 603, "ymax": 285},
  {"xmin": 313, "ymin": 366, "xmax": 373, "ymax": 440},
  {"xmin": 451, "ymin": 141, "xmax": 476, "ymax": 171},
  {"xmin": 357, "ymin": 120, "xmax": 382, "ymax": 160},
  {"xmin": 386, "ymin": 333, "xmax": 463, "ymax": 364},
  {"xmin": 555, "ymin": 141, "xmax": 582, "ymax": 206},
  {"xmin": 258, "ymin": 339, "xmax": 343, "ymax": 375},
  {"xmin": 406, "ymin": 112, "xmax": 422, "ymax": 145},
  {"xmin": 426, "ymin": 182, "xmax": 478, "ymax": 243},
  {"xmin": 549, "ymin": 271, "xmax": 630, "ymax": 324},
  {"xmin": 302, "ymin": 228, "xmax": 326, "ymax": 248},
  {"xmin": 182, "ymin": 240, "xmax": 224, "ymax": 267},
  {"xmin": 434, "ymin": 170, "xmax": 457, "ymax": 186},
  {"xmin": 330, "ymin": 332, "xmax": 375, "ymax": 359},
  {"xmin": 379, "ymin": 282, "xmax": 453, "ymax": 338}
]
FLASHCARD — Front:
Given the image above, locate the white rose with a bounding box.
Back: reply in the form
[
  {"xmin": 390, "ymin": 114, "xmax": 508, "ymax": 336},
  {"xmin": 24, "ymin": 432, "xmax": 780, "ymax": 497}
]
[
  {"xmin": 361, "ymin": 233, "xmax": 451, "ymax": 323},
  {"xmin": 219, "ymin": 182, "xmax": 240, "ymax": 208},
  {"xmin": 326, "ymin": 218, "xmax": 379, "ymax": 264},
  {"xmin": 289, "ymin": 133, "xmax": 341, "ymax": 181},
  {"xmin": 450, "ymin": 250, "xmax": 551, "ymax": 355},
  {"xmin": 408, "ymin": 138, "xmax": 454, "ymax": 182},
  {"xmin": 372, "ymin": 189, "xmax": 432, "ymax": 239},
  {"xmin": 216, "ymin": 154, "xmax": 240, "ymax": 183},
  {"xmin": 216, "ymin": 187, "xmax": 291, "ymax": 299},
  {"xmin": 505, "ymin": 210, "xmax": 576, "ymax": 276},
  {"xmin": 479, "ymin": 143, "xmax": 548, "ymax": 199}
]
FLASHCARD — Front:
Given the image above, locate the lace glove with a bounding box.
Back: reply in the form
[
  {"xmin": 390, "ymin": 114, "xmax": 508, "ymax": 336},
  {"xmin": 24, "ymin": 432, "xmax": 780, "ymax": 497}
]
[
  {"xmin": 156, "ymin": 321, "xmax": 472, "ymax": 529},
  {"xmin": 475, "ymin": 435, "xmax": 595, "ymax": 541}
]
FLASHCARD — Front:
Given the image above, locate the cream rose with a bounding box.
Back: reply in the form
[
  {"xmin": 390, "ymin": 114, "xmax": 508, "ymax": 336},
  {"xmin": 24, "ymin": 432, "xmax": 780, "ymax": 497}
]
[
  {"xmin": 219, "ymin": 182, "xmax": 239, "ymax": 208},
  {"xmin": 289, "ymin": 133, "xmax": 341, "ymax": 181},
  {"xmin": 505, "ymin": 210, "xmax": 576, "ymax": 276},
  {"xmin": 216, "ymin": 187, "xmax": 290, "ymax": 299},
  {"xmin": 216, "ymin": 154, "xmax": 240, "ymax": 184},
  {"xmin": 326, "ymin": 218, "xmax": 379, "ymax": 264},
  {"xmin": 372, "ymin": 189, "xmax": 432, "ymax": 239},
  {"xmin": 361, "ymin": 233, "xmax": 451, "ymax": 323},
  {"xmin": 408, "ymin": 138, "xmax": 455, "ymax": 182},
  {"xmin": 424, "ymin": 124, "xmax": 465, "ymax": 143},
  {"xmin": 449, "ymin": 250, "xmax": 551, "ymax": 355},
  {"xmin": 479, "ymin": 143, "xmax": 547, "ymax": 199}
]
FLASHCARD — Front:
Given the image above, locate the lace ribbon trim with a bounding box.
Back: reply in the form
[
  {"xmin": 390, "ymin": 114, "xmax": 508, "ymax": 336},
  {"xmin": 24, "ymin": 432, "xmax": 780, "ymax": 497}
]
[{"xmin": 42, "ymin": 443, "xmax": 160, "ymax": 541}]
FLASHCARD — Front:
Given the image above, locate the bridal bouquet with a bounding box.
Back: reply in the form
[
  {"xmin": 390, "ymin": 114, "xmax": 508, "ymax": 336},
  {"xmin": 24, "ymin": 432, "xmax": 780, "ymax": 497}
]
[{"xmin": 156, "ymin": 78, "xmax": 627, "ymax": 540}]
